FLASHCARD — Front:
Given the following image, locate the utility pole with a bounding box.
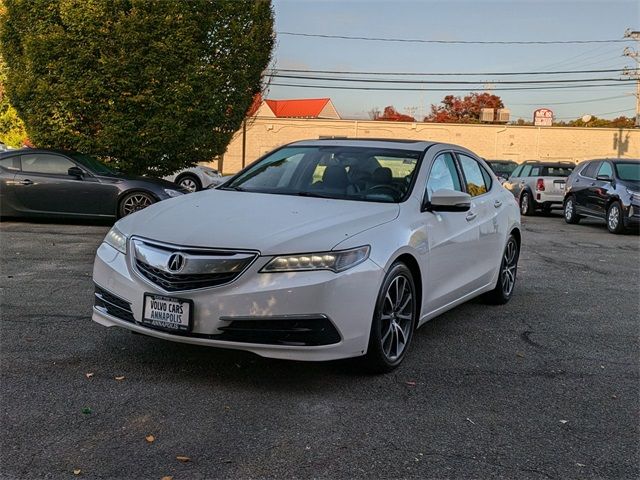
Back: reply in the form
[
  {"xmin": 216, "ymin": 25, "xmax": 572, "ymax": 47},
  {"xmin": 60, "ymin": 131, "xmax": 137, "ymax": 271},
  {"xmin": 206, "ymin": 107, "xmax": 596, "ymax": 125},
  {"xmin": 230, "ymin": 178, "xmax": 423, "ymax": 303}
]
[{"xmin": 623, "ymin": 29, "xmax": 640, "ymax": 127}]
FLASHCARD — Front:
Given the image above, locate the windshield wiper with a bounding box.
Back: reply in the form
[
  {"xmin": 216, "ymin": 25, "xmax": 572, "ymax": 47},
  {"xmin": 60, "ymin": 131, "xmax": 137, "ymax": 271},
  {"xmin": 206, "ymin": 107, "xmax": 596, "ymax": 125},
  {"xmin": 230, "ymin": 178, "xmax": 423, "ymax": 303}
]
[
  {"xmin": 219, "ymin": 185, "xmax": 245, "ymax": 192},
  {"xmin": 295, "ymin": 191, "xmax": 339, "ymax": 199}
]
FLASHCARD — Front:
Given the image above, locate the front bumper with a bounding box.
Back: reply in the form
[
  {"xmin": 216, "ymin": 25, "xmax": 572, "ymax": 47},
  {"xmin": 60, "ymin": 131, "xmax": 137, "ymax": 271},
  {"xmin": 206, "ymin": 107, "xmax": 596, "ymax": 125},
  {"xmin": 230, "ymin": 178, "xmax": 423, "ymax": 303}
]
[
  {"xmin": 92, "ymin": 243, "xmax": 384, "ymax": 361},
  {"xmin": 624, "ymin": 201, "xmax": 640, "ymax": 227}
]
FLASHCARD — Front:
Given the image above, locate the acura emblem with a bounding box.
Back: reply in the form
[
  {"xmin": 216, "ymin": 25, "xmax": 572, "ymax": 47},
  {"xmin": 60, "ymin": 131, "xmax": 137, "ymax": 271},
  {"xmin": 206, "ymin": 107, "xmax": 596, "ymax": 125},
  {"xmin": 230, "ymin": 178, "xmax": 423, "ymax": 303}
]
[{"xmin": 167, "ymin": 253, "xmax": 185, "ymax": 273}]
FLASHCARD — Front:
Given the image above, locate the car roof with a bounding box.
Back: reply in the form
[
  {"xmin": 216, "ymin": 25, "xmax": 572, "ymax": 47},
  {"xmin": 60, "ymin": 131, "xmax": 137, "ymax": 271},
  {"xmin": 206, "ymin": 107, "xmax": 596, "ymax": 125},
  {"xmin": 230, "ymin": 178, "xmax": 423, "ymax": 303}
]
[
  {"xmin": 0, "ymin": 148, "xmax": 78, "ymax": 158},
  {"xmin": 286, "ymin": 138, "xmax": 438, "ymax": 152},
  {"xmin": 581, "ymin": 158, "xmax": 640, "ymax": 163}
]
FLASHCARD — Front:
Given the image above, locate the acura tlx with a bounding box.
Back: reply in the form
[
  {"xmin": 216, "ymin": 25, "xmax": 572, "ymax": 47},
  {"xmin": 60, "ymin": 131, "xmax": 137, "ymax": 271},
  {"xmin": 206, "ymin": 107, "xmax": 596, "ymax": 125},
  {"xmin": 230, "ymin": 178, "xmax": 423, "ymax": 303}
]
[{"xmin": 92, "ymin": 139, "xmax": 521, "ymax": 372}]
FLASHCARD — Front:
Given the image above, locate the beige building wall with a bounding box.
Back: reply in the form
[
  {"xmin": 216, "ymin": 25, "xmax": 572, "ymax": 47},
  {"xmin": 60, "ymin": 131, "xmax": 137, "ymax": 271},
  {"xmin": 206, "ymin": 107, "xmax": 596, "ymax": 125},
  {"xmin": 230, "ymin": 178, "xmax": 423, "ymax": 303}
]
[{"xmin": 216, "ymin": 117, "xmax": 640, "ymax": 174}]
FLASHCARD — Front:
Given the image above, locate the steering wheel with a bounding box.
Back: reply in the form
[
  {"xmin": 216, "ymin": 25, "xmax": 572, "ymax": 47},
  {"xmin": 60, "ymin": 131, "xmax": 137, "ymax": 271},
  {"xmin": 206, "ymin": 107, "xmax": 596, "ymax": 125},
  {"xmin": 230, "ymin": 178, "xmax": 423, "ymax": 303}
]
[{"xmin": 366, "ymin": 184, "xmax": 403, "ymax": 198}]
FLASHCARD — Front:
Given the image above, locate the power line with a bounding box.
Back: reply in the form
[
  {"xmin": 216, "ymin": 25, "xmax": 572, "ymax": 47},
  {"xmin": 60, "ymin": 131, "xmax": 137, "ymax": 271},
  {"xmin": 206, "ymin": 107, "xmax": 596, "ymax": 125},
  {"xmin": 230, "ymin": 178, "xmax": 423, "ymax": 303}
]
[
  {"xmin": 510, "ymin": 95, "xmax": 630, "ymax": 106},
  {"xmin": 267, "ymin": 68, "xmax": 624, "ymax": 76},
  {"xmin": 267, "ymin": 74, "xmax": 632, "ymax": 85},
  {"xmin": 276, "ymin": 31, "xmax": 632, "ymax": 45},
  {"xmin": 554, "ymin": 108, "xmax": 635, "ymax": 120},
  {"xmin": 269, "ymin": 82, "xmax": 632, "ymax": 92}
]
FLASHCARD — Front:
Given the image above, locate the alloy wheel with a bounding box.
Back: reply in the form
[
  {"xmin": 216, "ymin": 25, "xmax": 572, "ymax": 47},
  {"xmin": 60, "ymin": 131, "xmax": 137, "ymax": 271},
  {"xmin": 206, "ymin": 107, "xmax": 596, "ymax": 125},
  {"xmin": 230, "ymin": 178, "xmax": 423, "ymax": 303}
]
[
  {"xmin": 520, "ymin": 194, "xmax": 529, "ymax": 215},
  {"xmin": 501, "ymin": 238, "xmax": 518, "ymax": 296},
  {"xmin": 564, "ymin": 199, "xmax": 573, "ymax": 221},
  {"xmin": 121, "ymin": 193, "xmax": 153, "ymax": 216},
  {"xmin": 379, "ymin": 275, "xmax": 414, "ymax": 361},
  {"xmin": 179, "ymin": 177, "xmax": 198, "ymax": 193},
  {"xmin": 608, "ymin": 204, "xmax": 620, "ymax": 231}
]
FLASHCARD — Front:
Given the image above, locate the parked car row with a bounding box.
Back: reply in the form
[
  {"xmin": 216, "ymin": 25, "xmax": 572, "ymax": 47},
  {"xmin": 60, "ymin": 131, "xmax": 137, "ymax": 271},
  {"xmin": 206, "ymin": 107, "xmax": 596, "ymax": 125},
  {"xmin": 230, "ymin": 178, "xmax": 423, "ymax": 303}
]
[
  {"xmin": 0, "ymin": 148, "xmax": 223, "ymax": 219},
  {"xmin": 489, "ymin": 158, "xmax": 640, "ymax": 234}
]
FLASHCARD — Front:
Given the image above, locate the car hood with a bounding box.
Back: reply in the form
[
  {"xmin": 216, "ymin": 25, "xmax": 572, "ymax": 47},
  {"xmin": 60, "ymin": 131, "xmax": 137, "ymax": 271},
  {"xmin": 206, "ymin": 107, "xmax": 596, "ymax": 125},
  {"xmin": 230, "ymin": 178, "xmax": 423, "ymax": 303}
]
[
  {"xmin": 618, "ymin": 179, "xmax": 640, "ymax": 191},
  {"xmin": 116, "ymin": 190, "xmax": 400, "ymax": 255}
]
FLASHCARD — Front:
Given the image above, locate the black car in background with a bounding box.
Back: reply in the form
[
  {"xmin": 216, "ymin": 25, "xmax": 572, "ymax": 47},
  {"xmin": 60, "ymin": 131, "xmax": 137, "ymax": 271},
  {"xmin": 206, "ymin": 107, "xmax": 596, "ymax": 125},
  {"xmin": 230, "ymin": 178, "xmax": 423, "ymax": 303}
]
[
  {"xmin": 486, "ymin": 159, "xmax": 518, "ymax": 181},
  {"xmin": 563, "ymin": 158, "xmax": 640, "ymax": 234},
  {"xmin": 0, "ymin": 149, "xmax": 186, "ymax": 220}
]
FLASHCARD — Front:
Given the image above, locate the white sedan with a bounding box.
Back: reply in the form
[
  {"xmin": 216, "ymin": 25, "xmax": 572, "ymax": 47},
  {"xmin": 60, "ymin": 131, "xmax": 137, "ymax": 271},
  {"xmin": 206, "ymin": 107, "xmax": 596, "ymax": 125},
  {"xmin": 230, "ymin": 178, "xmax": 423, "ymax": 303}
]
[
  {"xmin": 163, "ymin": 165, "xmax": 223, "ymax": 192},
  {"xmin": 92, "ymin": 139, "xmax": 521, "ymax": 372}
]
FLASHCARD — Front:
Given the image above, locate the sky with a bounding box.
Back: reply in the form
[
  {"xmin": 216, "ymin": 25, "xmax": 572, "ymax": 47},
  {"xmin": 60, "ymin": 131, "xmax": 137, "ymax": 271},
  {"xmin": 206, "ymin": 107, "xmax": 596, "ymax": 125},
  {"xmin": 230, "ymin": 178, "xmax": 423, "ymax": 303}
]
[{"xmin": 268, "ymin": 0, "xmax": 639, "ymax": 121}]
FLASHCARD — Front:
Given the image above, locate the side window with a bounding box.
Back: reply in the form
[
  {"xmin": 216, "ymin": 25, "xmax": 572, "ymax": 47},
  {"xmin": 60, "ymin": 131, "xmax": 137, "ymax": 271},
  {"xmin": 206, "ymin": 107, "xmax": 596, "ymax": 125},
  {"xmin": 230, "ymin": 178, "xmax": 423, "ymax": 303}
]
[
  {"xmin": 458, "ymin": 154, "xmax": 490, "ymax": 197},
  {"xmin": 596, "ymin": 161, "xmax": 613, "ymax": 178},
  {"xmin": 0, "ymin": 156, "xmax": 20, "ymax": 171},
  {"xmin": 530, "ymin": 166, "xmax": 540, "ymax": 176},
  {"xmin": 510, "ymin": 164, "xmax": 523, "ymax": 178},
  {"xmin": 521, "ymin": 165, "xmax": 533, "ymax": 177},
  {"xmin": 581, "ymin": 161, "xmax": 599, "ymax": 179},
  {"xmin": 21, "ymin": 154, "xmax": 75, "ymax": 175},
  {"xmin": 426, "ymin": 152, "xmax": 462, "ymax": 199}
]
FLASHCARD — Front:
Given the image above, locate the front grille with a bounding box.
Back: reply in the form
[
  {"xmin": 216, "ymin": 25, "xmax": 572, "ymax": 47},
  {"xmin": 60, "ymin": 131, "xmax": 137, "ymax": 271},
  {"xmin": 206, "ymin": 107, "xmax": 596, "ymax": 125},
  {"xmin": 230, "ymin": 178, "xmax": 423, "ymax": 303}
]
[
  {"xmin": 135, "ymin": 260, "xmax": 240, "ymax": 292},
  {"xmin": 132, "ymin": 238, "xmax": 256, "ymax": 292},
  {"xmin": 213, "ymin": 317, "xmax": 341, "ymax": 346},
  {"xmin": 94, "ymin": 286, "xmax": 135, "ymax": 323}
]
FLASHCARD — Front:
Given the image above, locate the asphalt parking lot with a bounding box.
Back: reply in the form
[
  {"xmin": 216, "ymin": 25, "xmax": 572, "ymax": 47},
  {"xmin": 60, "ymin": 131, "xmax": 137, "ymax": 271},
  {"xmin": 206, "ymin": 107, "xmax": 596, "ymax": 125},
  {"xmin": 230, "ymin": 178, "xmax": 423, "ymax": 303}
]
[{"xmin": 1, "ymin": 214, "xmax": 638, "ymax": 479}]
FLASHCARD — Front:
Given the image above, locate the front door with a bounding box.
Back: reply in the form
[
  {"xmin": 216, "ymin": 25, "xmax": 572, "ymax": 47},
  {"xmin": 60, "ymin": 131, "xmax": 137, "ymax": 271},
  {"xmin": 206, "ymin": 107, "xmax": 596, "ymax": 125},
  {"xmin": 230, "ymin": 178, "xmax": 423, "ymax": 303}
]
[
  {"xmin": 421, "ymin": 152, "xmax": 479, "ymax": 314},
  {"xmin": 13, "ymin": 152, "xmax": 114, "ymax": 216}
]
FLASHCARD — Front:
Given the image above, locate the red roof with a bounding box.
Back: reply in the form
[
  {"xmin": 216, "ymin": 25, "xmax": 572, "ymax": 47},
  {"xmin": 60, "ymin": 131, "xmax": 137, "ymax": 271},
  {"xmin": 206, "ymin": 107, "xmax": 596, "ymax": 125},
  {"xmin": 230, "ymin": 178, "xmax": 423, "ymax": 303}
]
[{"xmin": 264, "ymin": 98, "xmax": 331, "ymax": 118}]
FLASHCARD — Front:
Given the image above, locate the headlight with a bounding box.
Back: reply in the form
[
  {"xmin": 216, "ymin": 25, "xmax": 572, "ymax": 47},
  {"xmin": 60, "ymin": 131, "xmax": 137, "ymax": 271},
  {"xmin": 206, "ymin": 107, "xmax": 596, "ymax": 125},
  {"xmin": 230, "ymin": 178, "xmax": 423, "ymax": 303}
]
[
  {"xmin": 261, "ymin": 246, "xmax": 370, "ymax": 273},
  {"xmin": 164, "ymin": 189, "xmax": 184, "ymax": 197},
  {"xmin": 627, "ymin": 188, "xmax": 640, "ymax": 202},
  {"xmin": 203, "ymin": 169, "xmax": 221, "ymax": 178},
  {"xmin": 104, "ymin": 226, "xmax": 128, "ymax": 254}
]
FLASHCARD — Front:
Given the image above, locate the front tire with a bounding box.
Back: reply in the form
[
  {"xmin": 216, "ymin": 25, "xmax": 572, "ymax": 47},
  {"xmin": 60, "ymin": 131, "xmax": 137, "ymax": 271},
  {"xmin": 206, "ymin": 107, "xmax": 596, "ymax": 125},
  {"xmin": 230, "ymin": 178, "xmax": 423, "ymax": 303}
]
[
  {"xmin": 483, "ymin": 234, "xmax": 519, "ymax": 305},
  {"xmin": 118, "ymin": 191, "xmax": 156, "ymax": 218},
  {"xmin": 520, "ymin": 192, "xmax": 534, "ymax": 216},
  {"xmin": 363, "ymin": 262, "xmax": 417, "ymax": 373},
  {"xmin": 563, "ymin": 196, "xmax": 581, "ymax": 224},
  {"xmin": 607, "ymin": 201, "xmax": 625, "ymax": 234}
]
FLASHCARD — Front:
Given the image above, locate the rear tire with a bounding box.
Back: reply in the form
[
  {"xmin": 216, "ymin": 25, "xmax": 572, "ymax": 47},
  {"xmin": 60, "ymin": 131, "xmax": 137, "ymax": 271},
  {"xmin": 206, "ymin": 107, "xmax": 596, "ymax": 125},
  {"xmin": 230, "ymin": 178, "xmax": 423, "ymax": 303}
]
[
  {"xmin": 607, "ymin": 201, "xmax": 625, "ymax": 234},
  {"xmin": 520, "ymin": 192, "xmax": 534, "ymax": 216},
  {"xmin": 483, "ymin": 234, "xmax": 519, "ymax": 305},
  {"xmin": 363, "ymin": 262, "xmax": 417, "ymax": 373},
  {"xmin": 563, "ymin": 196, "xmax": 581, "ymax": 224},
  {"xmin": 177, "ymin": 174, "xmax": 202, "ymax": 193}
]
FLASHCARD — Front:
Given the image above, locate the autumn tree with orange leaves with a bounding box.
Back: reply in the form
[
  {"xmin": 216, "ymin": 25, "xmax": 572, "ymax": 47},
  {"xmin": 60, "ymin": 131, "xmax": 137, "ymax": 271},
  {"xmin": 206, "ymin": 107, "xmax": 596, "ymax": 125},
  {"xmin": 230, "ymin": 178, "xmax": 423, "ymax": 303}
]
[{"xmin": 424, "ymin": 92, "xmax": 504, "ymax": 123}]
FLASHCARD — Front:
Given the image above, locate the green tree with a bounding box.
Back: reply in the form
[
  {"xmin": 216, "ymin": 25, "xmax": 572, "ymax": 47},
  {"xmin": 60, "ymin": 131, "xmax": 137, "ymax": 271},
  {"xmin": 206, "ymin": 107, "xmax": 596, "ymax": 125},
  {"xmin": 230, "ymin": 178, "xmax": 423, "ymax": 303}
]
[
  {"xmin": 0, "ymin": 0, "xmax": 274, "ymax": 174},
  {"xmin": 0, "ymin": 54, "xmax": 28, "ymax": 147}
]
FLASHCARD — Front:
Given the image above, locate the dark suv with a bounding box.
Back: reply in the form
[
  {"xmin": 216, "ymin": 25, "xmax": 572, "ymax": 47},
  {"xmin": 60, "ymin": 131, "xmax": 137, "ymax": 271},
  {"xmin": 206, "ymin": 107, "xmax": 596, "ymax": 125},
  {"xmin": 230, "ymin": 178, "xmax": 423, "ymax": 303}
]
[{"xmin": 563, "ymin": 159, "xmax": 640, "ymax": 234}]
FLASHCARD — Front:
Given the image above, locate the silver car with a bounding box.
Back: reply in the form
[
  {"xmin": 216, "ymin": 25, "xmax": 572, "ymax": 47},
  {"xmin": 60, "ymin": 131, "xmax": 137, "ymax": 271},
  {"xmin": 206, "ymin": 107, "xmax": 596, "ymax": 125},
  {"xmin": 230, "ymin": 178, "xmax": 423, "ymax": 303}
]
[
  {"xmin": 164, "ymin": 165, "xmax": 224, "ymax": 192},
  {"xmin": 503, "ymin": 161, "xmax": 575, "ymax": 215}
]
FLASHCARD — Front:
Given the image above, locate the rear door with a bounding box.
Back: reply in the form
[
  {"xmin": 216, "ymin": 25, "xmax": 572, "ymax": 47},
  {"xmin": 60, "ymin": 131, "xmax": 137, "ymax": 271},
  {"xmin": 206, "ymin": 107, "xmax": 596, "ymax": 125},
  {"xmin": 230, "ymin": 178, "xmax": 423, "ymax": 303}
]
[
  {"xmin": 456, "ymin": 152, "xmax": 502, "ymax": 288},
  {"xmin": 513, "ymin": 164, "xmax": 533, "ymax": 199},
  {"xmin": 0, "ymin": 155, "xmax": 20, "ymax": 215},
  {"xmin": 574, "ymin": 161, "xmax": 600, "ymax": 215}
]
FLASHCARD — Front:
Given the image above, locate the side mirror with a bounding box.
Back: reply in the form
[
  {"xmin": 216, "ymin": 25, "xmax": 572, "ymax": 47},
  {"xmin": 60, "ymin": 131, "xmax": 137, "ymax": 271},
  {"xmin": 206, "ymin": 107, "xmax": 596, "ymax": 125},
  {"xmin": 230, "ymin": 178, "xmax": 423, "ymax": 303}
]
[
  {"xmin": 68, "ymin": 166, "xmax": 84, "ymax": 179},
  {"xmin": 596, "ymin": 174, "xmax": 611, "ymax": 181},
  {"xmin": 424, "ymin": 189, "xmax": 472, "ymax": 212}
]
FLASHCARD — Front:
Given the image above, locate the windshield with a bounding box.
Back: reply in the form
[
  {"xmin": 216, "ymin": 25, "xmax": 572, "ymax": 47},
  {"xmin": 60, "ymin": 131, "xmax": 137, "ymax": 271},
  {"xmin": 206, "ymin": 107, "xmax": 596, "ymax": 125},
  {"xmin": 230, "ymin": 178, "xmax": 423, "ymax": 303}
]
[
  {"xmin": 615, "ymin": 162, "xmax": 640, "ymax": 182},
  {"xmin": 488, "ymin": 162, "xmax": 517, "ymax": 175},
  {"xmin": 69, "ymin": 153, "xmax": 116, "ymax": 175},
  {"xmin": 223, "ymin": 146, "xmax": 422, "ymax": 203}
]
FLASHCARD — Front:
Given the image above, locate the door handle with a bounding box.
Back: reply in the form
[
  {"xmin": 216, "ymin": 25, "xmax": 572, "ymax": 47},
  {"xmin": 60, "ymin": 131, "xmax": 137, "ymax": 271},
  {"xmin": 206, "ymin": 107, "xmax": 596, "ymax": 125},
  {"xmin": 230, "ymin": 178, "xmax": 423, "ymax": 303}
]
[
  {"xmin": 19, "ymin": 179, "xmax": 33, "ymax": 186},
  {"xmin": 494, "ymin": 200, "xmax": 502, "ymax": 208},
  {"xmin": 466, "ymin": 211, "xmax": 477, "ymax": 222},
  {"xmin": 590, "ymin": 182, "xmax": 596, "ymax": 186}
]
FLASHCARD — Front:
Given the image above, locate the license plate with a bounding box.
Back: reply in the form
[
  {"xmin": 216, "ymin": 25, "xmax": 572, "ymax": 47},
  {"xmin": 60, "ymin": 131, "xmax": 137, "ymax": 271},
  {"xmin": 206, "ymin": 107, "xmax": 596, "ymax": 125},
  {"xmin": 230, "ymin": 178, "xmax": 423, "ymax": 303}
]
[{"xmin": 142, "ymin": 294, "xmax": 192, "ymax": 332}]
